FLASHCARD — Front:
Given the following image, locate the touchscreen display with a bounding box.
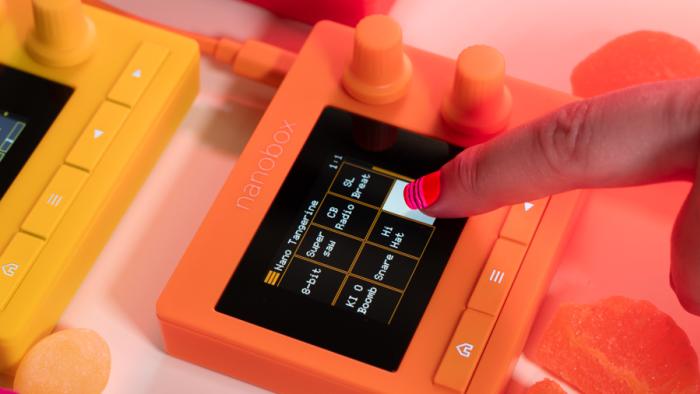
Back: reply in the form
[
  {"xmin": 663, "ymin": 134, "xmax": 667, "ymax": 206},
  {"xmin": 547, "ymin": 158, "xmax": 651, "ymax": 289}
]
[
  {"xmin": 216, "ymin": 107, "xmax": 467, "ymax": 371},
  {"xmin": 265, "ymin": 160, "xmax": 439, "ymax": 324},
  {"xmin": 0, "ymin": 65, "xmax": 73, "ymax": 199}
]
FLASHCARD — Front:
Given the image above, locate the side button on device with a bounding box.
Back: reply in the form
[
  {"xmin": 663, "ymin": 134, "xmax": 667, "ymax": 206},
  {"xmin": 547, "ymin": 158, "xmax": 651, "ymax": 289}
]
[
  {"xmin": 434, "ymin": 308, "xmax": 495, "ymax": 392},
  {"xmin": 499, "ymin": 197, "xmax": 549, "ymax": 245},
  {"xmin": 66, "ymin": 101, "xmax": 129, "ymax": 171},
  {"xmin": 21, "ymin": 165, "xmax": 88, "ymax": 239},
  {"xmin": 107, "ymin": 42, "xmax": 169, "ymax": 108},
  {"xmin": 0, "ymin": 233, "xmax": 44, "ymax": 310},
  {"xmin": 467, "ymin": 238, "xmax": 527, "ymax": 316}
]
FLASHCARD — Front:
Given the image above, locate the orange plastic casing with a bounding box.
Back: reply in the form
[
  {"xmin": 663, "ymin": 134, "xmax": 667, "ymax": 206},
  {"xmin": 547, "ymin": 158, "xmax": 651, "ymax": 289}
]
[{"xmin": 157, "ymin": 20, "xmax": 580, "ymax": 393}]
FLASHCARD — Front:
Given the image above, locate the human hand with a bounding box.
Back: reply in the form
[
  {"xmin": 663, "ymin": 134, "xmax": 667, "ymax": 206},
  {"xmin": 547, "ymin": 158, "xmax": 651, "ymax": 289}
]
[{"xmin": 403, "ymin": 78, "xmax": 700, "ymax": 315}]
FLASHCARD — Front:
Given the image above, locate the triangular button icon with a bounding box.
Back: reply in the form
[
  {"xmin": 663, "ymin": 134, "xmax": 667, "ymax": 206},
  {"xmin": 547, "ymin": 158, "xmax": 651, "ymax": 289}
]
[
  {"xmin": 93, "ymin": 129, "xmax": 104, "ymax": 139},
  {"xmin": 524, "ymin": 202, "xmax": 534, "ymax": 212},
  {"xmin": 132, "ymin": 69, "xmax": 142, "ymax": 78}
]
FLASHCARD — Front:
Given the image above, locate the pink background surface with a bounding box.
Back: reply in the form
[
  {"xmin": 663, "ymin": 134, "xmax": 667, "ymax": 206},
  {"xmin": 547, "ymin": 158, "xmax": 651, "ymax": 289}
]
[{"xmin": 8, "ymin": 1, "xmax": 700, "ymax": 392}]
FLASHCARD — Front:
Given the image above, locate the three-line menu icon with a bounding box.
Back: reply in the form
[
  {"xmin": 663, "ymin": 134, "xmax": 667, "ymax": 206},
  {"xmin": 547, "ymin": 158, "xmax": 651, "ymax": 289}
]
[
  {"xmin": 488, "ymin": 269, "xmax": 505, "ymax": 285},
  {"xmin": 46, "ymin": 193, "xmax": 63, "ymax": 208}
]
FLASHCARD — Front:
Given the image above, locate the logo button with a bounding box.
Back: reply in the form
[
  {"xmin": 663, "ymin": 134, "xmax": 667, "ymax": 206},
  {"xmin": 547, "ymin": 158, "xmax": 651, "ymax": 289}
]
[
  {"xmin": 2, "ymin": 263, "xmax": 19, "ymax": 277},
  {"xmin": 456, "ymin": 342, "xmax": 474, "ymax": 358}
]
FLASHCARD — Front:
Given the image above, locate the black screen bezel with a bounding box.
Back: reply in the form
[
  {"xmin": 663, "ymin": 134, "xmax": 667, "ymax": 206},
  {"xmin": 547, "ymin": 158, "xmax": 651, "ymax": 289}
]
[
  {"xmin": 216, "ymin": 107, "xmax": 467, "ymax": 371},
  {"xmin": 0, "ymin": 65, "xmax": 74, "ymax": 199}
]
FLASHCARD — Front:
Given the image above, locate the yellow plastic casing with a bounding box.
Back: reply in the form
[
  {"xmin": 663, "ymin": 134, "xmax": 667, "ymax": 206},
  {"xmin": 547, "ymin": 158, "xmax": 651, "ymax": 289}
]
[{"xmin": 0, "ymin": 0, "xmax": 198, "ymax": 372}]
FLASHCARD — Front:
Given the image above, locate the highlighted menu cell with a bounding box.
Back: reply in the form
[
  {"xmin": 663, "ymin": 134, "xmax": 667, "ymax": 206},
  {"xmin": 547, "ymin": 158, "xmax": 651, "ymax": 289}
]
[{"xmin": 382, "ymin": 180, "xmax": 435, "ymax": 225}]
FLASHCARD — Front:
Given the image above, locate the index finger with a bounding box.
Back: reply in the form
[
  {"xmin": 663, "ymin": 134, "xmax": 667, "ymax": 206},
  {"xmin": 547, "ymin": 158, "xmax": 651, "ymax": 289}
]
[{"xmin": 406, "ymin": 78, "xmax": 700, "ymax": 217}]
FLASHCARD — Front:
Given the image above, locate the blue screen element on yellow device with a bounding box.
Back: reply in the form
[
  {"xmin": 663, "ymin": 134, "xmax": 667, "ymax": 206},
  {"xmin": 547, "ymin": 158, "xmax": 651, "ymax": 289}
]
[
  {"xmin": 0, "ymin": 113, "xmax": 26, "ymax": 163},
  {"xmin": 0, "ymin": 64, "xmax": 73, "ymax": 199}
]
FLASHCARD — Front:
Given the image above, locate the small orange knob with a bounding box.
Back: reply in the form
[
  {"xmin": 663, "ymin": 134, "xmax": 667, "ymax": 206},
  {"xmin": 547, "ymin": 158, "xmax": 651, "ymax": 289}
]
[
  {"xmin": 442, "ymin": 45, "xmax": 512, "ymax": 135},
  {"xmin": 26, "ymin": 0, "xmax": 95, "ymax": 67},
  {"xmin": 343, "ymin": 15, "xmax": 413, "ymax": 105}
]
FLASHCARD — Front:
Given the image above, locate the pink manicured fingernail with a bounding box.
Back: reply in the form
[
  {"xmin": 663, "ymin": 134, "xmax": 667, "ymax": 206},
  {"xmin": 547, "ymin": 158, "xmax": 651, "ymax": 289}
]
[{"xmin": 403, "ymin": 171, "xmax": 441, "ymax": 210}]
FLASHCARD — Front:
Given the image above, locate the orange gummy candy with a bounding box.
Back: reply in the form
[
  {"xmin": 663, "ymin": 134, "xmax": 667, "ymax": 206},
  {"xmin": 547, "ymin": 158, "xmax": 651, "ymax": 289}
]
[
  {"xmin": 525, "ymin": 379, "xmax": 566, "ymax": 394},
  {"xmin": 571, "ymin": 31, "xmax": 700, "ymax": 98},
  {"xmin": 534, "ymin": 297, "xmax": 700, "ymax": 393},
  {"xmin": 13, "ymin": 329, "xmax": 111, "ymax": 394}
]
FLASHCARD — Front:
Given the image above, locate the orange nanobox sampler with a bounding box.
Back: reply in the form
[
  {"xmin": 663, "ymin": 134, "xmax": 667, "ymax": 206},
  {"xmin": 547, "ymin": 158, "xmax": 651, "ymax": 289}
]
[{"xmin": 534, "ymin": 297, "xmax": 700, "ymax": 393}]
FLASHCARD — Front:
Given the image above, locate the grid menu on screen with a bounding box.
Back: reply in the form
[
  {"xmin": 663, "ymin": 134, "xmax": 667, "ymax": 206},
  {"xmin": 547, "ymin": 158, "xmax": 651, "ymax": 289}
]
[
  {"xmin": 264, "ymin": 161, "xmax": 434, "ymax": 324},
  {"xmin": 216, "ymin": 107, "xmax": 467, "ymax": 371}
]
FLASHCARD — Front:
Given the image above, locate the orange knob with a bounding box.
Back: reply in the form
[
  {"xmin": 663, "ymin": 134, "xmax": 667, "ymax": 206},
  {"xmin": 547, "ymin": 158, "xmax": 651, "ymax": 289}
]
[
  {"xmin": 442, "ymin": 45, "xmax": 512, "ymax": 135},
  {"xmin": 343, "ymin": 15, "xmax": 413, "ymax": 105},
  {"xmin": 26, "ymin": 0, "xmax": 96, "ymax": 67}
]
